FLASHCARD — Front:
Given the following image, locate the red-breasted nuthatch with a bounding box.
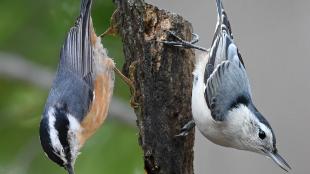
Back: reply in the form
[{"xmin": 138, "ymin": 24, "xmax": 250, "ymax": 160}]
[
  {"xmin": 39, "ymin": 0, "xmax": 117, "ymax": 173},
  {"xmin": 164, "ymin": 0, "xmax": 290, "ymax": 172}
]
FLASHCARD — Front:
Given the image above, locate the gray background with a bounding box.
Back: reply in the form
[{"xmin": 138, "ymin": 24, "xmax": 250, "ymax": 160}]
[{"xmin": 147, "ymin": 0, "xmax": 309, "ymax": 173}]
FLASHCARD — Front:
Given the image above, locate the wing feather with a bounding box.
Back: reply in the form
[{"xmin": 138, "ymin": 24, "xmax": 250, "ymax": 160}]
[
  {"xmin": 205, "ymin": 61, "xmax": 252, "ymax": 121},
  {"xmin": 59, "ymin": 0, "xmax": 93, "ymax": 89}
]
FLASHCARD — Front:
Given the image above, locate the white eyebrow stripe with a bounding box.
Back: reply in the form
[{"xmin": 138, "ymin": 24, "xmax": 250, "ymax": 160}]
[{"xmin": 47, "ymin": 107, "xmax": 67, "ymax": 165}]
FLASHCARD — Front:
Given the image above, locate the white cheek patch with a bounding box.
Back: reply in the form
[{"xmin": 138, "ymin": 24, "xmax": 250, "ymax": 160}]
[
  {"xmin": 47, "ymin": 108, "xmax": 67, "ymax": 164},
  {"xmin": 67, "ymin": 114, "xmax": 82, "ymax": 165}
]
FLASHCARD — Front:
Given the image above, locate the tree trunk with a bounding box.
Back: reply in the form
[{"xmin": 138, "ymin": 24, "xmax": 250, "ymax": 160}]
[{"xmin": 112, "ymin": 1, "xmax": 195, "ymax": 173}]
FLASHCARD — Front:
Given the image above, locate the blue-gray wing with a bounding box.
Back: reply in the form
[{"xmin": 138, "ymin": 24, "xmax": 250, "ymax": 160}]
[
  {"xmin": 46, "ymin": 69, "xmax": 93, "ymax": 121},
  {"xmin": 59, "ymin": 0, "xmax": 93, "ymax": 90},
  {"xmin": 205, "ymin": 61, "xmax": 252, "ymax": 121},
  {"xmin": 44, "ymin": 0, "xmax": 94, "ymax": 121}
]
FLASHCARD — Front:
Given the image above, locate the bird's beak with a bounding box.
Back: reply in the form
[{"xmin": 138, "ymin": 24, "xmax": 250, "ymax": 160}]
[
  {"xmin": 264, "ymin": 150, "xmax": 291, "ymax": 172},
  {"xmin": 65, "ymin": 164, "xmax": 75, "ymax": 174}
]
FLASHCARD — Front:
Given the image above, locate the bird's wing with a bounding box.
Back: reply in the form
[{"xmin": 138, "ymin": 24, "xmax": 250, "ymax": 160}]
[
  {"xmin": 59, "ymin": 0, "xmax": 93, "ymax": 90},
  {"xmin": 204, "ymin": 60, "xmax": 252, "ymax": 121},
  {"xmin": 46, "ymin": 0, "xmax": 94, "ymax": 121}
]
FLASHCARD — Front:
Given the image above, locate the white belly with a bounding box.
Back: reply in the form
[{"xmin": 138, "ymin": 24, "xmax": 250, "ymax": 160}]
[{"xmin": 192, "ymin": 77, "xmax": 215, "ymax": 136}]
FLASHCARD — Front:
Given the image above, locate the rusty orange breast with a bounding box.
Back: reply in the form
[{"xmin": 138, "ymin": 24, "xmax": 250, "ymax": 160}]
[{"xmin": 78, "ymin": 71, "xmax": 114, "ymax": 146}]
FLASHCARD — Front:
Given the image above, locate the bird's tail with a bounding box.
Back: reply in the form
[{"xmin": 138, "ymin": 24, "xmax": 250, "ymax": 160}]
[
  {"xmin": 208, "ymin": 0, "xmax": 245, "ymax": 69},
  {"xmin": 215, "ymin": 0, "xmax": 232, "ymax": 37},
  {"xmin": 215, "ymin": 0, "xmax": 223, "ymax": 26},
  {"xmin": 60, "ymin": 0, "xmax": 93, "ymax": 82},
  {"xmin": 80, "ymin": 0, "xmax": 92, "ymax": 16}
]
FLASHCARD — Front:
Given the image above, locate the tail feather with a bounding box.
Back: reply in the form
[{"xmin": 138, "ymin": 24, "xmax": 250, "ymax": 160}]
[
  {"xmin": 206, "ymin": 0, "xmax": 245, "ymax": 81},
  {"xmin": 216, "ymin": 0, "xmax": 223, "ymax": 25},
  {"xmin": 60, "ymin": 0, "xmax": 93, "ymax": 88},
  {"xmin": 215, "ymin": 0, "xmax": 232, "ymax": 37},
  {"xmin": 80, "ymin": 0, "xmax": 92, "ymax": 15}
]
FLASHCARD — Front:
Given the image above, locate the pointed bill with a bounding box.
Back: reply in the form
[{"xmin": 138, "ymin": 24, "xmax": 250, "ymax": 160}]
[
  {"xmin": 66, "ymin": 164, "xmax": 75, "ymax": 174},
  {"xmin": 266, "ymin": 150, "xmax": 291, "ymax": 172}
]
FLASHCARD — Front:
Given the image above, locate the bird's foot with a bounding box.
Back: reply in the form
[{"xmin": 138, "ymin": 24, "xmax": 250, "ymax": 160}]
[
  {"xmin": 99, "ymin": 26, "xmax": 117, "ymax": 37},
  {"xmin": 128, "ymin": 61, "xmax": 140, "ymax": 109},
  {"xmin": 99, "ymin": 9, "xmax": 119, "ymax": 37},
  {"xmin": 113, "ymin": 66, "xmax": 139, "ymax": 109},
  {"xmin": 162, "ymin": 30, "xmax": 207, "ymax": 52},
  {"xmin": 176, "ymin": 120, "xmax": 196, "ymax": 137},
  {"xmin": 114, "ymin": 62, "xmax": 140, "ymax": 109}
]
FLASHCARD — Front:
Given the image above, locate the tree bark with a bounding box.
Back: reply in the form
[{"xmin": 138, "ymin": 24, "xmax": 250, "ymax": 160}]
[{"xmin": 113, "ymin": 1, "xmax": 195, "ymax": 173}]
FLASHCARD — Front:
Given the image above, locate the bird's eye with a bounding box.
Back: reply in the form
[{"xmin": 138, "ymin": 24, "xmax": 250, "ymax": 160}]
[{"xmin": 258, "ymin": 128, "xmax": 266, "ymax": 140}]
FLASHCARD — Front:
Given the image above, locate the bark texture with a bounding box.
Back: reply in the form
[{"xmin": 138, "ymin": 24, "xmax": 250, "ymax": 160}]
[{"xmin": 113, "ymin": 1, "xmax": 195, "ymax": 173}]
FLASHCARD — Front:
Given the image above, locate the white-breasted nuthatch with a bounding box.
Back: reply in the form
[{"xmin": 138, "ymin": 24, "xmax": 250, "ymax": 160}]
[
  {"xmin": 164, "ymin": 0, "xmax": 290, "ymax": 172},
  {"xmin": 39, "ymin": 0, "xmax": 117, "ymax": 173}
]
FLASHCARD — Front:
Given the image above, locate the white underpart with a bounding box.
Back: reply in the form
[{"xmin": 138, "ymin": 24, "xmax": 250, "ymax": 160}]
[
  {"xmin": 47, "ymin": 108, "xmax": 67, "ymax": 164},
  {"xmin": 192, "ymin": 52, "xmax": 217, "ymax": 139},
  {"xmin": 67, "ymin": 114, "xmax": 82, "ymax": 165}
]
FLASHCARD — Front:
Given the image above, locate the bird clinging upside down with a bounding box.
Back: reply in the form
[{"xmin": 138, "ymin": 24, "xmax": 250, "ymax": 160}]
[
  {"xmin": 164, "ymin": 0, "xmax": 290, "ymax": 172},
  {"xmin": 39, "ymin": 0, "xmax": 117, "ymax": 173}
]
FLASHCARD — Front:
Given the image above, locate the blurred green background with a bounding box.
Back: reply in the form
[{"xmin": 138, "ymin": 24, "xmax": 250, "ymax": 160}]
[{"xmin": 0, "ymin": 0, "xmax": 143, "ymax": 173}]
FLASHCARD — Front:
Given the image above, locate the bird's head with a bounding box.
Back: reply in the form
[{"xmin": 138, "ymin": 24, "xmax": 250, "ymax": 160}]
[
  {"xmin": 40, "ymin": 104, "xmax": 81, "ymax": 174},
  {"xmin": 227, "ymin": 104, "xmax": 291, "ymax": 172}
]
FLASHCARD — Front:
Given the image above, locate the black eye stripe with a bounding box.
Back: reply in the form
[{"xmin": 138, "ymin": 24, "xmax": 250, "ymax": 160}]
[
  {"xmin": 40, "ymin": 116, "xmax": 64, "ymax": 167},
  {"xmin": 54, "ymin": 103, "xmax": 71, "ymax": 165}
]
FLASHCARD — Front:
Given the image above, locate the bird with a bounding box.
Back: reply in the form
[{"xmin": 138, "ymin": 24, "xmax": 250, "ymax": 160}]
[
  {"xmin": 39, "ymin": 0, "xmax": 120, "ymax": 173},
  {"xmin": 163, "ymin": 0, "xmax": 291, "ymax": 172}
]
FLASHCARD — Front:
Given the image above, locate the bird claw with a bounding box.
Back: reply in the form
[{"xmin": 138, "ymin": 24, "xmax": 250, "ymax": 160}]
[
  {"xmin": 130, "ymin": 97, "xmax": 139, "ymax": 109},
  {"xmin": 100, "ymin": 26, "xmax": 117, "ymax": 37},
  {"xmin": 175, "ymin": 120, "xmax": 196, "ymax": 137},
  {"xmin": 128, "ymin": 60, "xmax": 140, "ymax": 109},
  {"xmin": 162, "ymin": 30, "xmax": 207, "ymax": 52},
  {"xmin": 99, "ymin": 9, "xmax": 119, "ymax": 38},
  {"xmin": 113, "ymin": 66, "xmax": 140, "ymax": 109},
  {"xmin": 176, "ymin": 131, "xmax": 189, "ymax": 137}
]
